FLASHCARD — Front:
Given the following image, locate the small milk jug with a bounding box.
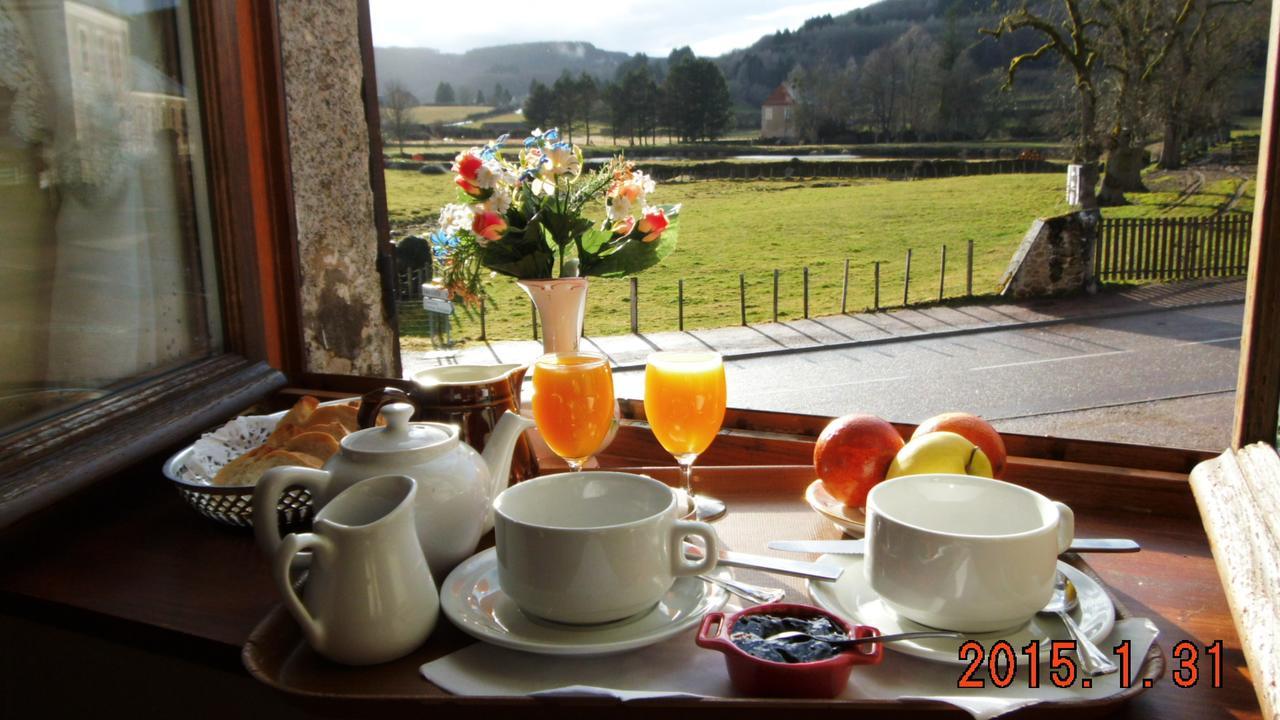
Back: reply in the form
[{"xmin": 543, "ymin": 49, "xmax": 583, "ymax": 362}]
[{"xmin": 272, "ymin": 474, "xmax": 438, "ymax": 665}]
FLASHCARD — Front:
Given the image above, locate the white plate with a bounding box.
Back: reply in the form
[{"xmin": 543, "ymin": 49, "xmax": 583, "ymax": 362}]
[
  {"xmin": 805, "ymin": 479, "xmax": 866, "ymax": 537},
  {"xmin": 808, "ymin": 554, "xmax": 1115, "ymax": 666},
  {"xmin": 441, "ymin": 547, "xmax": 730, "ymax": 656}
]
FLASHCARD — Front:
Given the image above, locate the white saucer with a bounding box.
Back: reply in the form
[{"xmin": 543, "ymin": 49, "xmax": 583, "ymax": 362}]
[
  {"xmin": 808, "ymin": 554, "xmax": 1115, "ymax": 665},
  {"xmin": 440, "ymin": 547, "xmax": 731, "ymax": 656},
  {"xmin": 805, "ymin": 480, "xmax": 866, "ymax": 537}
]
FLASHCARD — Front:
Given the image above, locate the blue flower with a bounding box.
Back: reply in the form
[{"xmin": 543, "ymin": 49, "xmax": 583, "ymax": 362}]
[
  {"xmin": 545, "ymin": 128, "xmax": 560, "ymax": 141},
  {"xmin": 430, "ymin": 230, "xmax": 459, "ymax": 258}
]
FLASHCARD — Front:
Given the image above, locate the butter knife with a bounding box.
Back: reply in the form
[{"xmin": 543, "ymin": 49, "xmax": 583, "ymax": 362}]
[
  {"xmin": 683, "ymin": 543, "xmax": 843, "ymax": 581},
  {"xmin": 767, "ymin": 538, "xmax": 1140, "ymax": 555}
]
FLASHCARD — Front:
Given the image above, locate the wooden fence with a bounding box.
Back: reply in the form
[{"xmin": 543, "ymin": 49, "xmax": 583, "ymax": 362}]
[{"xmin": 1096, "ymin": 215, "xmax": 1252, "ymax": 282}]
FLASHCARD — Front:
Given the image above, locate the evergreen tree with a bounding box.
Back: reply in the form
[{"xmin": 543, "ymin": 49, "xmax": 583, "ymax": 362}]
[
  {"xmin": 577, "ymin": 73, "xmax": 599, "ymax": 146},
  {"xmin": 434, "ymin": 81, "xmax": 456, "ymax": 105},
  {"xmin": 523, "ymin": 81, "xmax": 555, "ymax": 130}
]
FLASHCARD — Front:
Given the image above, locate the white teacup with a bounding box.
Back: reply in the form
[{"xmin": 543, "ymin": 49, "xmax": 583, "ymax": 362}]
[
  {"xmin": 865, "ymin": 474, "xmax": 1074, "ymax": 633},
  {"xmin": 493, "ymin": 471, "xmax": 719, "ymax": 625}
]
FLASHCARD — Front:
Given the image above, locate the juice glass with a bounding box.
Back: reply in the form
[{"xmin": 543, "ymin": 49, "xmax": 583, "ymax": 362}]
[
  {"xmin": 644, "ymin": 351, "xmax": 727, "ymax": 520},
  {"xmin": 532, "ymin": 352, "xmax": 616, "ymax": 471}
]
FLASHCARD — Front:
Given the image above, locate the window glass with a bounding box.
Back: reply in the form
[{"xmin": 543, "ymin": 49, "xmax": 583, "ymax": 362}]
[
  {"xmin": 0, "ymin": 0, "xmax": 219, "ymax": 435},
  {"xmin": 368, "ymin": 1, "xmax": 1267, "ymax": 451}
]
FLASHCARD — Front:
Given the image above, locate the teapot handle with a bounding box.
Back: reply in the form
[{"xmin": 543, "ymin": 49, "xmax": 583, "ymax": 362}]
[
  {"xmin": 254, "ymin": 466, "xmax": 334, "ymax": 559},
  {"xmin": 275, "ymin": 531, "xmax": 332, "ymax": 649},
  {"xmin": 358, "ymin": 387, "xmax": 418, "ymax": 429}
]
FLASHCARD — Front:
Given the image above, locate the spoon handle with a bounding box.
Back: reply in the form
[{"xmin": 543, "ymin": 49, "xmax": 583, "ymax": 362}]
[
  {"xmin": 833, "ymin": 630, "xmax": 965, "ymax": 647},
  {"xmin": 1056, "ymin": 610, "xmax": 1120, "ymax": 676}
]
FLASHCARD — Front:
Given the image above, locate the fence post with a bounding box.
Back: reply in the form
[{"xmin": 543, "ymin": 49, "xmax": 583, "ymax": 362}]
[
  {"xmin": 903, "ymin": 249, "xmax": 913, "ymax": 306},
  {"xmin": 678, "ymin": 279, "xmax": 684, "ymax": 332},
  {"xmin": 841, "ymin": 259, "xmax": 850, "ymax": 313},
  {"xmin": 803, "ymin": 267, "xmax": 810, "ymax": 319},
  {"xmin": 530, "ymin": 300, "xmax": 539, "ymax": 341},
  {"xmin": 479, "ymin": 295, "xmax": 487, "ymax": 341},
  {"xmin": 739, "ymin": 273, "xmax": 747, "ymax": 325},
  {"xmin": 966, "ymin": 240, "xmax": 974, "ymax": 296},
  {"xmin": 630, "ymin": 277, "xmax": 639, "ymax": 333},
  {"xmin": 939, "ymin": 245, "xmax": 947, "ymax": 301},
  {"xmin": 773, "ymin": 269, "xmax": 780, "ymax": 323},
  {"xmin": 874, "ymin": 262, "xmax": 881, "ymax": 311}
]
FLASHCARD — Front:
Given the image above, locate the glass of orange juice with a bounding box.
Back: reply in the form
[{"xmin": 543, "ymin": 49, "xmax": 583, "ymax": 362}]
[
  {"xmin": 644, "ymin": 351, "xmax": 727, "ymax": 520},
  {"xmin": 532, "ymin": 351, "xmax": 616, "ymax": 471}
]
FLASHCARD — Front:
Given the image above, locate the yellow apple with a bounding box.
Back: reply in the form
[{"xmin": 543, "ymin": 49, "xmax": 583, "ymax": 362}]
[{"xmin": 886, "ymin": 431, "xmax": 994, "ymax": 479}]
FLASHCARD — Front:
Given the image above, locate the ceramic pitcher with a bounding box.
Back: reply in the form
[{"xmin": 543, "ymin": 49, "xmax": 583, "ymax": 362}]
[
  {"xmin": 273, "ymin": 474, "xmax": 438, "ymax": 666},
  {"xmin": 357, "ymin": 363, "xmax": 538, "ymax": 483}
]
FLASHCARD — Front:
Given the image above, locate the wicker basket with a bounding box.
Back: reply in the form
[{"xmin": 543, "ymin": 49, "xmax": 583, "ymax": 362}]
[{"xmin": 163, "ymin": 446, "xmax": 315, "ymax": 529}]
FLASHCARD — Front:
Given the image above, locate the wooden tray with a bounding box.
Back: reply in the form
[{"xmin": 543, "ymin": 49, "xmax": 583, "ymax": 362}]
[{"xmin": 242, "ymin": 464, "xmax": 1163, "ymax": 718}]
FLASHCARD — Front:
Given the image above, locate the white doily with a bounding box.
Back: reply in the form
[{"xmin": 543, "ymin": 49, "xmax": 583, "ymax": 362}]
[{"xmin": 178, "ymin": 412, "xmax": 284, "ymax": 486}]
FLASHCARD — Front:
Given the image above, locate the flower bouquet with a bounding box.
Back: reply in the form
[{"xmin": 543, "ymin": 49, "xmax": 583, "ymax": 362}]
[{"xmin": 431, "ymin": 128, "xmax": 680, "ymax": 306}]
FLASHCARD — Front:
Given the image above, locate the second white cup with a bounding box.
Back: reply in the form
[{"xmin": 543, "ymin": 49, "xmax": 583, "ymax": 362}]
[
  {"xmin": 865, "ymin": 473, "xmax": 1074, "ymax": 633},
  {"xmin": 493, "ymin": 471, "xmax": 719, "ymax": 624}
]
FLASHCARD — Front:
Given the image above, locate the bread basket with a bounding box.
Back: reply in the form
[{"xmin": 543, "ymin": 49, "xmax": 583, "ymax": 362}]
[{"xmin": 161, "ymin": 398, "xmax": 356, "ymax": 528}]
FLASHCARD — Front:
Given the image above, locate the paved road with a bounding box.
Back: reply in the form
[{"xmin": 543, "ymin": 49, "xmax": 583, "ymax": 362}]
[{"xmin": 611, "ymin": 302, "xmax": 1243, "ymax": 429}]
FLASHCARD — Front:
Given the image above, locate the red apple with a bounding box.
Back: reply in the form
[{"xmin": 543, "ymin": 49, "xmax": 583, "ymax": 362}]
[
  {"xmin": 912, "ymin": 412, "xmax": 1008, "ymax": 479},
  {"xmin": 814, "ymin": 414, "xmax": 905, "ymax": 508}
]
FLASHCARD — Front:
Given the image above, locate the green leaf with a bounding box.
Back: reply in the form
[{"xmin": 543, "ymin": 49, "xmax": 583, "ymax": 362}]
[
  {"xmin": 582, "ymin": 219, "xmax": 678, "ymax": 278},
  {"xmin": 578, "ymin": 226, "xmax": 614, "ymax": 255}
]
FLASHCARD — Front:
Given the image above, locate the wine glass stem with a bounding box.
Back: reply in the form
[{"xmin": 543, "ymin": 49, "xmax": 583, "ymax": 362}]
[{"xmin": 677, "ymin": 454, "xmax": 697, "ymax": 513}]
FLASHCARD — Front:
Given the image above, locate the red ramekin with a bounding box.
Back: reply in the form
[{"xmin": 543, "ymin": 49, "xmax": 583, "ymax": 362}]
[{"xmin": 695, "ymin": 602, "xmax": 883, "ymax": 698}]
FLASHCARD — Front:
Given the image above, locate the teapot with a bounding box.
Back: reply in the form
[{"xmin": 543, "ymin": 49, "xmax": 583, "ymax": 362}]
[
  {"xmin": 357, "ymin": 363, "xmax": 539, "ymax": 484},
  {"xmin": 254, "ymin": 403, "xmax": 536, "ymax": 579}
]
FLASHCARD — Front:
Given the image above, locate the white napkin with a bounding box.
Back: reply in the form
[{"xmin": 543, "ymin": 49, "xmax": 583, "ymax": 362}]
[{"xmin": 421, "ymin": 616, "xmax": 1158, "ymax": 720}]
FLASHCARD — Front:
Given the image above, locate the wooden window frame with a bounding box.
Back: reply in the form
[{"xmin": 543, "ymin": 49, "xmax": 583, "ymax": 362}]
[{"xmin": 0, "ymin": 1, "xmax": 303, "ymax": 530}]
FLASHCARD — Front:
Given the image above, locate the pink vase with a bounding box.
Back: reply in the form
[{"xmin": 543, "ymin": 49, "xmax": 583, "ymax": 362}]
[{"xmin": 516, "ymin": 278, "xmax": 589, "ymax": 354}]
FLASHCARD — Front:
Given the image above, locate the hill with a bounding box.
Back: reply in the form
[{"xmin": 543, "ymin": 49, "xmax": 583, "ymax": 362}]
[{"xmin": 374, "ymin": 42, "xmax": 633, "ymax": 105}]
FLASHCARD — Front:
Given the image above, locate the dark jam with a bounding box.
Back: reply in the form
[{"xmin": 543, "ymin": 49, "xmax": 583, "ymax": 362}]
[{"xmin": 729, "ymin": 614, "xmax": 846, "ymax": 663}]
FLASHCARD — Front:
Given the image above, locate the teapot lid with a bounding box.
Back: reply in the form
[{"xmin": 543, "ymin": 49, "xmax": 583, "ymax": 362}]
[{"xmin": 342, "ymin": 403, "xmax": 453, "ymax": 454}]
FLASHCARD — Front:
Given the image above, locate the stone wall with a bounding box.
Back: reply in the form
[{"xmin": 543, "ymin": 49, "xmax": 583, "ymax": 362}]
[
  {"xmin": 277, "ymin": 0, "xmax": 397, "ymax": 376},
  {"xmin": 999, "ymin": 212, "xmax": 1098, "ymax": 299}
]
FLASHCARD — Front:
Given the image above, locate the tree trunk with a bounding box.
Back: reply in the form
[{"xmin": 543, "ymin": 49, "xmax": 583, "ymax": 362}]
[
  {"xmin": 1159, "ymin": 120, "xmax": 1183, "ymax": 170},
  {"xmin": 1098, "ymin": 134, "xmax": 1147, "ymax": 206}
]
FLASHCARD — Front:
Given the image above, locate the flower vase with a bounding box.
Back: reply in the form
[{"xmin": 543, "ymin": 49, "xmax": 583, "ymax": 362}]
[{"xmin": 516, "ymin": 278, "xmax": 589, "ymax": 354}]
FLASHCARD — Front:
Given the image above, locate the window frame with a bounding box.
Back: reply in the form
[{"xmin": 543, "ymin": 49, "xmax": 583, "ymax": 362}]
[{"xmin": 0, "ymin": 0, "xmax": 304, "ymax": 530}]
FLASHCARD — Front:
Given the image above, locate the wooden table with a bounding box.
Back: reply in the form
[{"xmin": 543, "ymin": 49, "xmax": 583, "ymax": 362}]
[{"xmin": 0, "ymin": 404, "xmax": 1262, "ymax": 718}]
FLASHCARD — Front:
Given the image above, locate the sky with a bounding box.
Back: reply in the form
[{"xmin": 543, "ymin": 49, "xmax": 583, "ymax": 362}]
[{"xmin": 369, "ymin": 0, "xmax": 879, "ymax": 57}]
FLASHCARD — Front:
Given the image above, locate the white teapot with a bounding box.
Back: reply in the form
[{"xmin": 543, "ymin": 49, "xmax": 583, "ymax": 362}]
[{"xmin": 253, "ymin": 403, "xmax": 535, "ymax": 579}]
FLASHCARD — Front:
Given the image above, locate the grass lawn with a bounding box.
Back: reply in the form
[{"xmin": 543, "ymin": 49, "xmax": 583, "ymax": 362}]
[
  {"xmin": 389, "ymin": 168, "xmax": 1254, "ymax": 350},
  {"xmin": 408, "ymin": 105, "xmax": 494, "ymax": 124}
]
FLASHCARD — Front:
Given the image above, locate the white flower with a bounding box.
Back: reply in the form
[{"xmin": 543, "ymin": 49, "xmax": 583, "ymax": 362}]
[
  {"xmin": 530, "ymin": 174, "xmax": 557, "ymax": 197},
  {"xmin": 484, "ymin": 185, "xmax": 512, "ymax": 215},
  {"xmin": 545, "ymin": 144, "xmax": 581, "ymax": 177},
  {"xmin": 606, "ymin": 195, "xmax": 633, "ymax": 221},
  {"xmin": 437, "ymin": 203, "xmax": 475, "ymax": 236}
]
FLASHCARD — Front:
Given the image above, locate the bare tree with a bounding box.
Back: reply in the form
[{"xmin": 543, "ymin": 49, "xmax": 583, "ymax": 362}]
[
  {"xmin": 381, "ymin": 80, "xmax": 417, "ymax": 155},
  {"xmin": 984, "ymin": 1, "xmax": 1103, "ymax": 211},
  {"xmin": 860, "ymin": 45, "xmax": 903, "ymax": 141},
  {"xmin": 1154, "ymin": 0, "xmax": 1257, "ymax": 169}
]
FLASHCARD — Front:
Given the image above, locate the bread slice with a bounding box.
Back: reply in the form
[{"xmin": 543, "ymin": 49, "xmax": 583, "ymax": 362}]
[
  {"xmin": 283, "ymin": 431, "xmax": 340, "ymax": 462},
  {"xmin": 263, "ymin": 396, "xmax": 320, "ymax": 447},
  {"xmin": 212, "ymin": 447, "xmax": 323, "ymax": 487},
  {"xmin": 306, "ymin": 404, "xmax": 361, "ymax": 433}
]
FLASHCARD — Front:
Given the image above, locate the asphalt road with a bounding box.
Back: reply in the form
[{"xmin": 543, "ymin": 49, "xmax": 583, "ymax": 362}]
[{"xmin": 611, "ymin": 302, "xmax": 1244, "ymax": 432}]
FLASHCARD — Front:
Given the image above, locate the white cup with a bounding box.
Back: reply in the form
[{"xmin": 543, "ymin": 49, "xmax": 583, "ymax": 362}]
[
  {"xmin": 865, "ymin": 474, "xmax": 1074, "ymax": 633},
  {"xmin": 493, "ymin": 471, "xmax": 719, "ymax": 625}
]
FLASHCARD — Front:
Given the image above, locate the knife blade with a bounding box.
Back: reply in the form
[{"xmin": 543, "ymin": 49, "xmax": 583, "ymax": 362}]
[
  {"xmin": 766, "ymin": 538, "xmax": 1141, "ymax": 555},
  {"xmin": 683, "ymin": 543, "xmax": 843, "ymax": 581}
]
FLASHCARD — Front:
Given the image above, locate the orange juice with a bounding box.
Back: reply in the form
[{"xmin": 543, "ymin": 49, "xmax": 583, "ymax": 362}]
[
  {"xmin": 644, "ymin": 352, "xmax": 726, "ymax": 458},
  {"xmin": 532, "ymin": 352, "xmax": 616, "ymax": 464}
]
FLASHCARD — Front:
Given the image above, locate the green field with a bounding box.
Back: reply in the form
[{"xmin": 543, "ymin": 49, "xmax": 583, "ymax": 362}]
[
  {"xmin": 407, "ymin": 105, "xmax": 494, "ymax": 124},
  {"xmin": 389, "ymin": 169, "xmax": 1254, "ymax": 350}
]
